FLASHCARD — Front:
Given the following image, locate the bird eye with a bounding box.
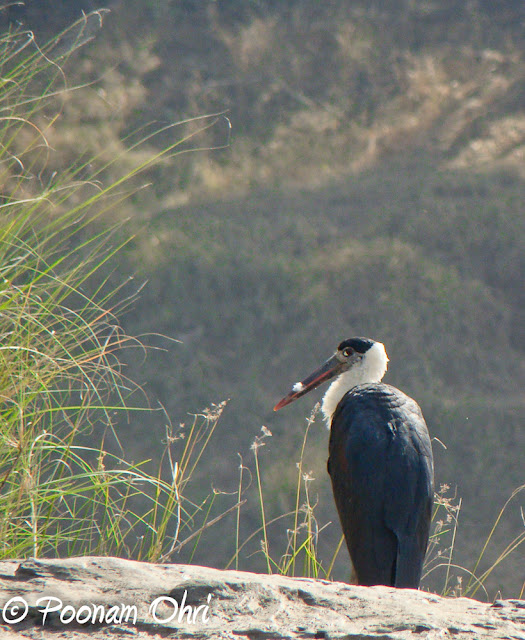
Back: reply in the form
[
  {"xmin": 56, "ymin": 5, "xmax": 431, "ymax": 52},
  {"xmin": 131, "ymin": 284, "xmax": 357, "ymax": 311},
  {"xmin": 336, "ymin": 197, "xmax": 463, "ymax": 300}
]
[{"xmin": 342, "ymin": 347, "xmax": 353, "ymax": 358}]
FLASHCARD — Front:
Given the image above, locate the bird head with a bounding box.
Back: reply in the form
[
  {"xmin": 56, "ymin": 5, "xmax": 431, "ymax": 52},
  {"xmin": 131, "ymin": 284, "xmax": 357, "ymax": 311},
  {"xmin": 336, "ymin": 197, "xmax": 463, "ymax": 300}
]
[{"xmin": 274, "ymin": 337, "xmax": 388, "ymax": 413}]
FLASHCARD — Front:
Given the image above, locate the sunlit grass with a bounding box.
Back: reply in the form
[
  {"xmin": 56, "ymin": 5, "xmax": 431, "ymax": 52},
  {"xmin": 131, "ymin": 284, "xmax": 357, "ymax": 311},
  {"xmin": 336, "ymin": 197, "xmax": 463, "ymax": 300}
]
[{"xmin": 0, "ymin": 11, "xmax": 227, "ymax": 562}]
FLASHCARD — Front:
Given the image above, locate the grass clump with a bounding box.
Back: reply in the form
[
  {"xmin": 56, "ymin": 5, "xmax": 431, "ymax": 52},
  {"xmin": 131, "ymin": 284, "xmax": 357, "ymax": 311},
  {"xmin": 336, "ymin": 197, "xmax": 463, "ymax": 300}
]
[{"xmin": 0, "ymin": 12, "xmax": 226, "ymax": 561}]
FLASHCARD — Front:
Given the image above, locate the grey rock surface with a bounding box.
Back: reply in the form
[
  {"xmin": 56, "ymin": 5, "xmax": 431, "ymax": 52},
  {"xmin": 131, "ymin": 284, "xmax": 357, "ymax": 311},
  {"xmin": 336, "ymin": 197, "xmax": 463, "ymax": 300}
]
[{"xmin": 0, "ymin": 556, "xmax": 523, "ymax": 639}]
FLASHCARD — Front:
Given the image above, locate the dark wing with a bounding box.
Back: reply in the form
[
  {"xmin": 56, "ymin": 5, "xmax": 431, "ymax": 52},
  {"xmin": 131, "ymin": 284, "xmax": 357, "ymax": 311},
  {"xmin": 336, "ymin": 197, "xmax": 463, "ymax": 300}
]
[{"xmin": 328, "ymin": 383, "xmax": 434, "ymax": 588}]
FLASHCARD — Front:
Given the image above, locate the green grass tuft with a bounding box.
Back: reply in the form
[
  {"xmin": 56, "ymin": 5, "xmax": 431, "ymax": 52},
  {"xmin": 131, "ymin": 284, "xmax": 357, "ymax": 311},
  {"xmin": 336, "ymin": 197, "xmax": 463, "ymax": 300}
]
[{"xmin": 0, "ymin": 12, "xmax": 225, "ymax": 562}]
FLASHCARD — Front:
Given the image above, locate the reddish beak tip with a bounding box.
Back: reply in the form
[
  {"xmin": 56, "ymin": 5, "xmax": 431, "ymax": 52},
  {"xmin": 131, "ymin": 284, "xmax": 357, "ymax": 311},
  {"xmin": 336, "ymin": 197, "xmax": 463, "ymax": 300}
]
[
  {"xmin": 274, "ymin": 393, "xmax": 297, "ymax": 411},
  {"xmin": 273, "ymin": 399, "xmax": 287, "ymax": 412}
]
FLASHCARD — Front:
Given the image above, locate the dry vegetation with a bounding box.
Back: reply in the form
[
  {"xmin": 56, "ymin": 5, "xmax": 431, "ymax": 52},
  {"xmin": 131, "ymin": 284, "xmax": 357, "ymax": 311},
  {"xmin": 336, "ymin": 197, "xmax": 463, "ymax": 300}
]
[{"xmin": 5, "ymin": 2, "xmax": 525, "ymax": 201}]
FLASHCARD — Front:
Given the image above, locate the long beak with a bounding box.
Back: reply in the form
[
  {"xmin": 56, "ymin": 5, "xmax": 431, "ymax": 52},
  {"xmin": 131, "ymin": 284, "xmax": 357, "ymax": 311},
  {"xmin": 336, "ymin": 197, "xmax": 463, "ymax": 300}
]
[{"xmin": 273, "ymin": 354, "xmax": 344, "ymax": 411}]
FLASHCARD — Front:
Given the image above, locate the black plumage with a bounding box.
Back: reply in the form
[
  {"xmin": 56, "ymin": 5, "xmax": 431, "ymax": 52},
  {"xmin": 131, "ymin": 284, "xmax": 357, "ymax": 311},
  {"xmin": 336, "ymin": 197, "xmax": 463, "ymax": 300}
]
[{"xmin": 328, "ymin": 383, "xmax": 434, "ymax": 587}]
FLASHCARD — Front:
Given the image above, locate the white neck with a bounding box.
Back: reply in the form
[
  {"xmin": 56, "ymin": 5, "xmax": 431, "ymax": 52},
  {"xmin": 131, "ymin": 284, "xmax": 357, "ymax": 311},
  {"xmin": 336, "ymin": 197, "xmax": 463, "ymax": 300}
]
[{"xmin": 321, "ymin": 341, "xmax": 388, "ymax": 423}]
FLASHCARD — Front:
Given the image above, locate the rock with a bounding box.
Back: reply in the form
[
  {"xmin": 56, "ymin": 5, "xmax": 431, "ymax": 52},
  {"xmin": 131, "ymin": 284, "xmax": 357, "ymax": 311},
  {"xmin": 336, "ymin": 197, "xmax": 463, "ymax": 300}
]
[{"xmin": 0, "ymin": 556, "xmax": 523, "ymax": 639}]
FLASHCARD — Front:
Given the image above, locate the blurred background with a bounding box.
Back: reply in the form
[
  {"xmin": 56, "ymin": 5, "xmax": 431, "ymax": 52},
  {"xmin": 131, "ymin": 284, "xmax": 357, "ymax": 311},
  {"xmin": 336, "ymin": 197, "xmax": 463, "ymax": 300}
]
[{"xmin": 3, "ymin": 0, "xmax": 523, "ymax": 596}]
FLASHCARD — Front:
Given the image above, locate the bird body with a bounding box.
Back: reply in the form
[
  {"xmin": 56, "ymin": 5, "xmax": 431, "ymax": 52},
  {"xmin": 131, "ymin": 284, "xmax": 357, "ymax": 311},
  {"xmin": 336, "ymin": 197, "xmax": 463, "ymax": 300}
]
[
  {"xmin": 328, "ymin": 382, "xmax": 433, "ymax": 587},
  {"xmin": 274, "ymin": 337, "xmax": 434, "ymax": 589}
]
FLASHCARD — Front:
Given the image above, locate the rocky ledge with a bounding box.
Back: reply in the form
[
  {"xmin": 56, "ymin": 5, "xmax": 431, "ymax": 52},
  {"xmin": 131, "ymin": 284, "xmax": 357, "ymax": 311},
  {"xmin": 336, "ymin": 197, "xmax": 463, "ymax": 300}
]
[{"xmin": 0, "ymin": 556, "xmax": 523, "ymax": 639}]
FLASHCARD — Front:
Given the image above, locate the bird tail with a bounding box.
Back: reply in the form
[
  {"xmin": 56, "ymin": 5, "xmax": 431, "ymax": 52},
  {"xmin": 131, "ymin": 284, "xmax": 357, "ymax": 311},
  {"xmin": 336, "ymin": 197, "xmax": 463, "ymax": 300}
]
[{"xmin": 394, "ymin": 537, "xmax": 424, "ymax": 588}]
